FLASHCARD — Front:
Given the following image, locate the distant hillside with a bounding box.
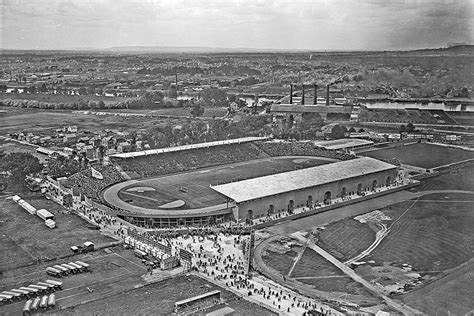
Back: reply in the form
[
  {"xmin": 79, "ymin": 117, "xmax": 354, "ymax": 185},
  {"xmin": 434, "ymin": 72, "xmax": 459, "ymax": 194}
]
[
  {"xmin": 406, "ymin": 44, "xmax": 474, "ymax": 55},
  {"xmin": 107, "ymin": 46, "xmax": 277, "ymax": 53}
]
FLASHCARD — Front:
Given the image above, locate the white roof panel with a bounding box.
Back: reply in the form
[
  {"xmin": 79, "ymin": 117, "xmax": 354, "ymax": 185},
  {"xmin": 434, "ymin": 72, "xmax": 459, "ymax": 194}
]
[
  {"xmin": 313, "ymin": 138, "xmax": 374, "ymax": 150},
  {"xmin": 211, "ymin": 157, "xmax": 396, "ymax": 203},
  {"xmin": 111, "ymin": 137, "xmax": 268, "ymax": 159}
]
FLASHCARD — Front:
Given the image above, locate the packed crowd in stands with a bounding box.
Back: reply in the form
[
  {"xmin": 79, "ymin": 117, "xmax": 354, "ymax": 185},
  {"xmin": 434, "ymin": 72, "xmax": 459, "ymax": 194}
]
[
  {"xmin": 68, "ymin": 164, "xmax": 125, "ymax": 200},
  {"xmin": 115, "ymin": 143, "xmax": 264, "ymax": 178},
  {"xmin": 256, "ymin": 141, "xmax": 356, "ymax": 161}
]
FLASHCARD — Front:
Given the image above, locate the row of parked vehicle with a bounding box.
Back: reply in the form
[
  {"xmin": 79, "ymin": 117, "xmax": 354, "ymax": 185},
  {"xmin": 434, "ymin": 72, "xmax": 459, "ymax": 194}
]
[
  {"xmin": 0, "ymin": 279, "xmax": 62, "ymax": 306},
  {"xmin": 23, "ymin": 294, "xmax": 56, "ymax": 315},
  {"xmin": 46, "ymin": 261, "xmax": 91, "ymax": 278}
]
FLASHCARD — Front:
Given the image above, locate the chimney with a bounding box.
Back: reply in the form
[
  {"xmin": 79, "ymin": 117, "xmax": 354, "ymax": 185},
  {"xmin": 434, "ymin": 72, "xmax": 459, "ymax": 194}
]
[
  {"xmin": 290, "ymin": 84, "xmax": 293, "ymax": 104},
  {"xmin": 326, "ymin": 84, "xmax": 330, "ymax": 106},
  {"xmin": 175, "ymin": 73, "xmax": 178, "ymax": 91},
  {"xmin": 302, "ymin": 85, "xmax": 305, "ymax": 105},
  {"xmin": 314, "ymin": 84, "xmax": 318, "ymax": 105}
]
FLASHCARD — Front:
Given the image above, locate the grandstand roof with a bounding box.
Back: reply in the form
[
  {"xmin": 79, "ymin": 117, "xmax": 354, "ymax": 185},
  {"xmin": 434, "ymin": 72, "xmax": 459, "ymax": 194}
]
[
  {"xmin": 211, "ymin": 157, "xmax": 396, "ymax": 203},
  {"xmin": 313, "ymin": 138, "xmax": 374, "ymax": 150},
  {"xmin": 110, "ymin": 137, "xmax": 268, "ymax": 159}
]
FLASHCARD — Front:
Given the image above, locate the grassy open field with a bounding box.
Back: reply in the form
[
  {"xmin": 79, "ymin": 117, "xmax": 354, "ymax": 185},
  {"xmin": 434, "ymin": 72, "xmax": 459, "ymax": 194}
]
[
  {"xmin": 400, "ymin": 260, "xmax": 474, "ymax": 316},
  {"xmin": 367, "ymin": 193, "xmax": 474, "ymax": 271},
  {"xmin": 63, "ymin": 274, "xmax": 276, "ymax": 315},
  {"xmin": 261, "ymin": 244, "xmax": 376, "ymax": 301},
  {"xmin": 0, "ymin": 137, "xmax": 47, "ymax": 162},
  {"xmin": 294, "ymin": 276, "xmax": 372, "ymax": 297},
  {"xmin": 261, "ymin": 249, "xmax": 299, "ymax": 277},
  {"xmin": 0, "ymin": 92, "xmax": 127, "ymax": 104},
  {"xmin": 417, "ymin": 165, "xmax": 474, "ymax": 191},
  {"xmin": 313, "ymin": 193, "xmax": 474, "ymax": 274},
  {"xmin": 362, "ymin": 142, "xmax": 474, "ymax": 169},
  {"xmin": 312, "ymin": 219, "xmax": 376, "ymax": 261},
  {"xmin": 290, "ymin": 248, "xmax": 344, "ymax": 278},
  {"xmin": 0, "ymin": 106, "xmax": 179, "ymax": 134},
  {"xmin": 0, "ymin": 195, "xmax": 116, "ymax": 272},
  {"xmin": 113, "ymin": 156, "xmax": 334, "ymax": 210},
  {"xmin": 147, "ymin": 106, "xmax": 228, "ymax": 118}
]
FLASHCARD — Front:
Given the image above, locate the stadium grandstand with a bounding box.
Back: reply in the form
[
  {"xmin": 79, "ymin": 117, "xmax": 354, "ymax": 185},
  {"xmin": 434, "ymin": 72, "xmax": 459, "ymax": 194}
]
[
  {"xmin": 312, "ymin": 138, "xmax": 374, "ymax": 151},
  {"xmin": 110, "ymin": 137, "xmax": 268, "ymax": 159},
  {"xmin": 114, "ymin": 142, "xmax": 266, "ymax": 178},
  {"xmin": 68, "ymin": 165, "xmax": 125, "ymax": 200},
  {"xmin": 211, "ymin": 157, "xmax": 399, "ymax": 222},
  {"xmin": 99, "ymin": 139, "xmax": 396, "ymax": 228},
  {"xmin": 255, "ymin": 140, "xmax": 356, "ymax": 160}
]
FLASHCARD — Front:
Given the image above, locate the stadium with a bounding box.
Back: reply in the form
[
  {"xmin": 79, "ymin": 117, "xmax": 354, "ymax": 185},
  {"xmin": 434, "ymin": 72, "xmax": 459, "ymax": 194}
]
[{"xmin": 100, "ymin": 137, "xmax": 402, "ymax": 228}]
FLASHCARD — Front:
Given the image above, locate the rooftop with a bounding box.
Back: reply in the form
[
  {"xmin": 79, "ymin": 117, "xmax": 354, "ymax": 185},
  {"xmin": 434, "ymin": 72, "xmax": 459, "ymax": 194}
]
[
  {"xmin": 313, "ymin": 138, "xmax": 374, "ymax": 150},
  {"xmin": 110, "ymin": 136, "xmax": 268, "ymax": 159},
  {"xmin": 211, "ymin": 157, "xmax": 396, "ymax": 203}
]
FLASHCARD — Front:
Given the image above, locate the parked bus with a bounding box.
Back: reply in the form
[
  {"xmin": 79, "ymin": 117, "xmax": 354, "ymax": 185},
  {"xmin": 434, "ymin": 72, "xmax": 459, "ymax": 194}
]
[
  {"xmin": 22, "ymin": 299, "xmax": 33, "ymax": 315},
  {"xmin": 68, "ymin": 262, "xmax": 83, "ymax": 272},
  {"xmin": 53, "ymin": 265, "xmax": 69, "ymax": 275},
  {"xmin": 10, "ymin": 289, "xmax": 31, "ymax": 298},
  {"xmin": 75, "ymin": 261, "xmax": 91, "ymax": 272},
  {"xmin": 0, "ymin": 293, "xmax": 14, "ymax": 304},
  {"xmin": 61, "ymin": 263, "xmax": 78, "ymax": 274},
  {"xmin": 36, "ymin": 282, "xmax": 56, "ymax": 292},
  {"xmin": 39, "ymin": 295, "xmax": 49, "ymax": 309},
  {"xmin": 19, "ymin": 287, "xmax": 39, "ymax": 295},
  {"xmin": 30, "ymin": 297, "xmax": 41, "ymax": 311},
  {"xmin": 2, "ymin": 291, "xmax": 22, "ymax": 299},
  {"xmin": 29, "ymin": 284, "xmax": 49, "ymax": 294},
  {"xmin": 47, "ymin": 293, "xmax": 56, "ymax": 309},
  {"xmin": 45, "ymin": 279, "xmax": 63, "ymax": 290},
  {"xmin": 46, "ymin": 267, "xmax": 62, "ymax": 278}
]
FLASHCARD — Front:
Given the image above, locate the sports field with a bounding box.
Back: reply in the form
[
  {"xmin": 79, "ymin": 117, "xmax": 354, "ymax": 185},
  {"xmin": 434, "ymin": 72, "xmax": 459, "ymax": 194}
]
[
  {"xmin": 417, "ymin": 164, "xmax": 474, "ymax": 191},
  {"xmin": 401, "ymin": 261, "xmax": 474, "ymax": 315},
  {"xmin": 312, "ymin": 219, "xmax": 376, "ymax": 262},
  {"xmin": 362, "ymin": 142, "xmax": 474, "ymax": 169},
  {"xmin": 107, "ymin": 156, "xmax": 335, "ymax": 211},
  {"xmin": 367, "ymin": 193, "xmax": 474, "ymax": 271},
  {"xmin": 310, "ymin": 192, "xmax": 474, "ymax": 273}
]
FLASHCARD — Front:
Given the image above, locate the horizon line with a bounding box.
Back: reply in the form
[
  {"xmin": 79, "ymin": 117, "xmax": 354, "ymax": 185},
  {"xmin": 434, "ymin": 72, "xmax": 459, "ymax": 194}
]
[{"xmin": 1, "ymin": 44, "xmax": 471, "ymax": 53}]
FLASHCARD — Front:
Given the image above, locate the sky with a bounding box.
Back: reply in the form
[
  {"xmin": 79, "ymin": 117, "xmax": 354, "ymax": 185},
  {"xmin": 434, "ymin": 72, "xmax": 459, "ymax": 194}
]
[{"xmin": 0, "ymin": 0, "xmax": 472, "ymax": 50}]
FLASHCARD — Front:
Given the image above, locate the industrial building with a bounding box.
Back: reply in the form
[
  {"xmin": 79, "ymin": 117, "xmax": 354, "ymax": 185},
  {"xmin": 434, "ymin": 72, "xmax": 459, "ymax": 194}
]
[{"xmin": 211, "ymin": 157, "xmax": 399, "ymax": 222}]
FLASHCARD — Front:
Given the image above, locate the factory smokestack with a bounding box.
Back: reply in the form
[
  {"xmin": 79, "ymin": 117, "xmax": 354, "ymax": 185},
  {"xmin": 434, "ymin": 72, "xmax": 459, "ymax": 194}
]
[
  {"xmin": 326, "ymin": 84, "xmax": 330, "ymax": 106},
  {"xmin": 290, "ymin": 84, "xmax": 293, "ymax": 104},
  {"xmin": 314, "ymin": 84, "xmax": 317, "ymax": 105},
  {"xmin": 175, "ymin": 73, "xmax": 178, "ymax": 91},
  {"xmin": 302, "ymin": 85, "xmax": 305, "ymax": 105}
]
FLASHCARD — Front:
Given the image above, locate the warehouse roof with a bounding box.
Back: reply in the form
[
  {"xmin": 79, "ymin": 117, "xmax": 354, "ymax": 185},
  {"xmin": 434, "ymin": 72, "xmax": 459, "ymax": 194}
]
[{"xmin": 211, "ymin": 157, "xmax": 396, "ymax": 203}]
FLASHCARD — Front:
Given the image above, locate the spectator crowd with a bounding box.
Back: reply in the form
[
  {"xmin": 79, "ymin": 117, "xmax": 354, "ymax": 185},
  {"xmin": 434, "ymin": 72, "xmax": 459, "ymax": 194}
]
[
  {"xmin": 115, "ymin": 143, "xmax": 263, "ymax": 178},
  {"xmin": 68, "ymin": 165, "xmax": 125, "ymax": 200},
  {"xmin": 256, "ymin": 141, "xmax": 356, "ymax": 161}
]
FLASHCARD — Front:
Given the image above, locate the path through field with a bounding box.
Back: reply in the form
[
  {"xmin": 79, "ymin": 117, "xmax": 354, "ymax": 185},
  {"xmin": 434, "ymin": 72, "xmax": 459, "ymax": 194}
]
[
  {"xmin": 291, "ymin": 232, "xmax": 422, "ymax": 315},
  {"xmin": 345, "ymin": 198, "xmax": 418, "ymax": 265}
]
